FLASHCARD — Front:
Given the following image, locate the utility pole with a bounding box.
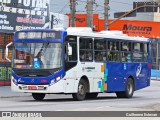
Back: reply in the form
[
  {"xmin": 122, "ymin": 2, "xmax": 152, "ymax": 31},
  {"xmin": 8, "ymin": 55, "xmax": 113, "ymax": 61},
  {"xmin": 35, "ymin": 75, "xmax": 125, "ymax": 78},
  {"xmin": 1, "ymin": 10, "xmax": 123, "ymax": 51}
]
[
  {"xmin": 70, "ymin": 0, "xmax": 76, "ymax": 27},
  {"xmin": 104, "ymin": 0, "xmax": 109, "ymax": 30},
  {"xmin": 86, "ymin": 0, "xmax": 94, "ymax": 28},
  {"xmin": 157, "ymin": 0, "xmax": 160, "ymax": 11}
]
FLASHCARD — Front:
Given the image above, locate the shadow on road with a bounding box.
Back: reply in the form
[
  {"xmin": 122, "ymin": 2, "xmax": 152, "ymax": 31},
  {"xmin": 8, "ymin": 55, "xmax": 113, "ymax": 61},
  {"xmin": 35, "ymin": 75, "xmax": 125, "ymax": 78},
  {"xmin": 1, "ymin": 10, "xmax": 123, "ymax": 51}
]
[{"xmin": 20, "ymin": 96, "xmax": 123, "ymax": 102}]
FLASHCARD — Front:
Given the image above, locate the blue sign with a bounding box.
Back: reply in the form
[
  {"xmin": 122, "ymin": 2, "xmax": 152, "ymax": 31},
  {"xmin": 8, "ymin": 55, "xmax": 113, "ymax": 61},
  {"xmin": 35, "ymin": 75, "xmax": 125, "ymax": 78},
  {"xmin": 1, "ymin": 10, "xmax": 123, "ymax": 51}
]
[
  {"xmin": 34, "ymin": 58, "xmax": 40, "ymax": 69},
  {"xmin": 124, "ymin": 64, "xmax": 127, "ymax": 70}
]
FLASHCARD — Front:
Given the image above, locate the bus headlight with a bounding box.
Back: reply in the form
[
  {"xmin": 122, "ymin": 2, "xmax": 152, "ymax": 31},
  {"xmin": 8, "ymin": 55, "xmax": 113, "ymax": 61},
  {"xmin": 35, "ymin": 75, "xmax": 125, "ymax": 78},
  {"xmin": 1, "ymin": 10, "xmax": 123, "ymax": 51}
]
[
  {"xmin": 11, "ymin": 76, "xmax": 18, "ymax": 86},
  {"xmin": 56, "ymin": 76, "xmax": 61, "ymax": 81},
  {"xmin": 49, "ymin": 76, "xmax": 61, "ymax": 86}
]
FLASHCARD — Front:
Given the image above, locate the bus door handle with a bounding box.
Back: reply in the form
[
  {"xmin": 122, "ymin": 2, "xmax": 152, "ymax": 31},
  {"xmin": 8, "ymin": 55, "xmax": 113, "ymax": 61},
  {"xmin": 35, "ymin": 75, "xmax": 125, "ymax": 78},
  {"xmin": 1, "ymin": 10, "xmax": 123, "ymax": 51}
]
[
  {"xmin": 6, "ymin": 42, "xmax": 13, "ymax": 62},
  {"xmin": 81, "ymin": 62, "xmax": 85, "ymax": 64}
]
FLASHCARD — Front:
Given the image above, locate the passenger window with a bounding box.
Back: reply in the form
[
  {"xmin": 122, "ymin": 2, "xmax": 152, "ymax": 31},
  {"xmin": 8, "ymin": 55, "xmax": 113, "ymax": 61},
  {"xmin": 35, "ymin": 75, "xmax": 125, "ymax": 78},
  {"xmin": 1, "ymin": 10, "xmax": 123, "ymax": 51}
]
[
  {"xmin": 94, "ymin": 39, "xmax": 106, "ymax": 62},
  {"xmin": 121, "ymin": 52, "xmax": 132, "ymax": 62},
  {"xmin": 108, "ymin": 40, "xmax": 120, "ymax": 62},
  {"xmin": 121, "ymin": 42, "xmax": 132, "ymax": 62},
  {"xmin": 108, "ymin": 51, "xmax": 120, "ymax": 62},
  {"xmin": 94, "ymin": 39, "xmax": 106, "ymax": 50},
  {"xmin": 79, "ymin": 38, "xmax": 93, "ymax": 61},
  {"xmin": 144, "ymin": 43, "xmax": 148, "ymax": 62},
  {"xmin": 121, "ymin": 42, "xmax": 131, "ymax": 51},
  {"xmin": 108, "ymin": 41, "xmax": 119, "ymax": 51},
  {"xmin": 132, "ymin": 43, "xmax": 143, "ymax": 62}
]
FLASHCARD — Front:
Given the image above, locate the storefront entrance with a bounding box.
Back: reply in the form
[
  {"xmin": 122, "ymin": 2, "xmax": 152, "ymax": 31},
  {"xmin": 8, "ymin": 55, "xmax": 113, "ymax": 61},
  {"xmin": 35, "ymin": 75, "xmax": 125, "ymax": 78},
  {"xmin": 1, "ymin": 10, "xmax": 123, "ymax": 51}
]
[{"xmin": 0, "ymin": 33, "xmax": 13, "ymax": 86}]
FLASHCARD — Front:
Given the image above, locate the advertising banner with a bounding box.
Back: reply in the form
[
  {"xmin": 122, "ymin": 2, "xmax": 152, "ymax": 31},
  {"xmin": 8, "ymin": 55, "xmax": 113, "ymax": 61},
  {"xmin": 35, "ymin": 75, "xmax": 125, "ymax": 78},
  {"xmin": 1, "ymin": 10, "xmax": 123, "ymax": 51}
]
[{"xmin": 0, "ymin": 0, "xmax": 50, "ymax": 33}]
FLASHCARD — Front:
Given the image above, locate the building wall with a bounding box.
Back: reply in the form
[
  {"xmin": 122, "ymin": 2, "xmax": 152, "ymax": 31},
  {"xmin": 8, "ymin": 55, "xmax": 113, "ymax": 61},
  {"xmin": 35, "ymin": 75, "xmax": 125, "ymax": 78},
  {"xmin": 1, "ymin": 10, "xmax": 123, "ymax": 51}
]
[
  {"xmin": 120, "ymin": 13, "xmax": 154, "ymax": 21},
  {"xmin": 114, "ymin": 0, "xmax": 160, "ymax": 22}
]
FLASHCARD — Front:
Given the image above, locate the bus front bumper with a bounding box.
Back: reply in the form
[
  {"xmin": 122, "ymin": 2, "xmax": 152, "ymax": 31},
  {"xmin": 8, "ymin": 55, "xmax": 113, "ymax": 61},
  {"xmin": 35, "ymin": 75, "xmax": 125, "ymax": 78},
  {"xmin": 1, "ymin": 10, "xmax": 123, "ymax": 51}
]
[{"xmin": 11, "ymin": 79, "xmax": 66, "ymax": 93}]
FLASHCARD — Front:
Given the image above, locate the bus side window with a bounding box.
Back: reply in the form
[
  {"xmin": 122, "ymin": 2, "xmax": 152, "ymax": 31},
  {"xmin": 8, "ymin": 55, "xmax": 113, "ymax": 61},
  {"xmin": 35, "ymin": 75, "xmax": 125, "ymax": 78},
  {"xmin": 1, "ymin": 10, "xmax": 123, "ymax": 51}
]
[
  {"xmin": 64, "ymin": 36, "xmax": 78, "ymax": 71},
  {"xmin": 107, "ymin": 40, "xmax": 120, "ymax": 62},
  {"xmin": 121, "ymin": 42, "xmax": 132, "ymax": 62},
  {"xmin": 68, "ymin": 43, "xmax": 77, "ymax": 61},
  {"xmin": 132, "ymin": 42, "xmax": 143, "ymax": 62},
  {"xmin": 79, "ymin": 37, "xmax": 93, "ymax": 61},
  {"xmin": 94, "ymin": 39, "xmax": 106, "ymax": 62},
  {"xmin": 144, "ymin": 43, "xmax": 148, "ymax": 62},
  {"xmin": 65, "ymin": 38, "xmax": 77, "ymax": 62}
]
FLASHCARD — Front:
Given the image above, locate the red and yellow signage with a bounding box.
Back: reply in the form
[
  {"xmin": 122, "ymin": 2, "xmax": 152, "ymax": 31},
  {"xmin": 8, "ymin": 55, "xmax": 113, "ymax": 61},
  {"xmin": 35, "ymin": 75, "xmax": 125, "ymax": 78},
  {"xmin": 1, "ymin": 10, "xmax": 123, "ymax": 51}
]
[
  {"xmin": 108, "ymin": 20, "xmax": 160, "ymax": 38},
  {"xmin": 67, "ymin": 14, "xmax": 160, "ymax": 38}
]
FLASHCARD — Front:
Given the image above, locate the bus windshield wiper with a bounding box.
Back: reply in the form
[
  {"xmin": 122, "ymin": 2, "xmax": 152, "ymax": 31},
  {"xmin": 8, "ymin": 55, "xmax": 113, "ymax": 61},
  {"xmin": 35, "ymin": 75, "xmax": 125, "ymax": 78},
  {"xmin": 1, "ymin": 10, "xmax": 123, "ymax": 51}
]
[{"xmin": 37, "ymin": 42, "xmax": 49, "ymax": 57}]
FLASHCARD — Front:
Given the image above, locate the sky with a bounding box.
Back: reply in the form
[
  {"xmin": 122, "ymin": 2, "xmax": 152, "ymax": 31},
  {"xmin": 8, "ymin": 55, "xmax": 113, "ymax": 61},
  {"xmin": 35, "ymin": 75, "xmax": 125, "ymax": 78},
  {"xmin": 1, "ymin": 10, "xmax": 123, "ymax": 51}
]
[{"xmin": 50, "ymin": 0, "xmax": 137, "ymax": 19}]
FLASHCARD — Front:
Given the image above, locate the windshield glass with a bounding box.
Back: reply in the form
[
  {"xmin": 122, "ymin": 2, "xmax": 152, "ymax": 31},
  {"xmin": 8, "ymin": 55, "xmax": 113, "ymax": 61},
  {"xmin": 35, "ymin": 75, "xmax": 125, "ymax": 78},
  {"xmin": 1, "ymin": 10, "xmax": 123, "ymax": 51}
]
[{"xmin": 13, "ymin": 42, "xmax": 62, "ymax": 69}]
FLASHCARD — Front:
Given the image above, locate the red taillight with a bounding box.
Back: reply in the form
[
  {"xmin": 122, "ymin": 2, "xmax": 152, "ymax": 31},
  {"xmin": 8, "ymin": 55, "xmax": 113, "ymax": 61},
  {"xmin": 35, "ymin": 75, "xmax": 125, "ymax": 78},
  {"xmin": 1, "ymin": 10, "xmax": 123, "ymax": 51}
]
[
  {"xmin": 41, "ymin": 79, "xmax": 47, "ymax": 83},
  {"xmin": 148, "ymin": 64, "xmax": 152, "ymax": 68}
]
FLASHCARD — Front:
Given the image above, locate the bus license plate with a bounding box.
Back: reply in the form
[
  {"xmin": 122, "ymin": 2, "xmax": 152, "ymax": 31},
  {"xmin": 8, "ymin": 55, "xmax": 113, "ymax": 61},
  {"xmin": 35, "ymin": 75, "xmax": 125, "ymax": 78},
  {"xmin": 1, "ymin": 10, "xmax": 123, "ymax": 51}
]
[{"xmin": 28, "ymin": 86, "xmax": 37, "ymax": 90}]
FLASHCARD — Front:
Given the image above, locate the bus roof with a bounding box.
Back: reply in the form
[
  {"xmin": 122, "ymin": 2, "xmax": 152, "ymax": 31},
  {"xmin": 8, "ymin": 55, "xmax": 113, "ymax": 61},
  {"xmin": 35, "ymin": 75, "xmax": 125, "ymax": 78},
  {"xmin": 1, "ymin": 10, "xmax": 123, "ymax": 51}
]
[
  {"xmin": 15, "ymin": 28, "xmax": 65, "ymax": 33},
  {"xmin": 66, "ymin": 27, "xmax": 149, "ymax": 42}
]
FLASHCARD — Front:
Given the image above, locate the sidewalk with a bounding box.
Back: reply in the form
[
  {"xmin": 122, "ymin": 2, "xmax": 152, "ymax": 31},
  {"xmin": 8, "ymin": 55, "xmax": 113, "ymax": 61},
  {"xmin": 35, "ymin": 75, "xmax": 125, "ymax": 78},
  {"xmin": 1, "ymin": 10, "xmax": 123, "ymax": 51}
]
[
  {"xmin": 151, "ymin": 77, "xmax": 160, "ymax": 81},
  {"xmin": 0, "ymin": 86, "xmax": 31, "ymax": 98}
]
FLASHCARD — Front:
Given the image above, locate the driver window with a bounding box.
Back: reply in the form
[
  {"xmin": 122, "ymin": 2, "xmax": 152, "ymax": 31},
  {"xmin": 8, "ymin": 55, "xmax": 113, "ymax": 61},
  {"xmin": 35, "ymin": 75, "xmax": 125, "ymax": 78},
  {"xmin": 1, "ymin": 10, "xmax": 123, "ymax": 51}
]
[
  {"xmin": 65, "ymin": 36, "xmax": 77, "ymax": 62},
  {"xmin": 64, "ymin": 36, "xmax": 77, "ymax": 71}
]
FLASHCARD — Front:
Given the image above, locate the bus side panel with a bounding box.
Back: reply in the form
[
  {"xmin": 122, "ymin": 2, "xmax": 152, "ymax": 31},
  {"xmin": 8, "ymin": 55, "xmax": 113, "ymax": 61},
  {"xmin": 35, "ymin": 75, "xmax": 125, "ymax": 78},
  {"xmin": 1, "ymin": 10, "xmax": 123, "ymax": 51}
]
[
  {"xmin": 105, "ymin": 63, "xmax": 150, "ymax": 92},
  {"xmin": 105, "ymin": 63, "xmax": 126, "ymax": 92},
  {"xmin": 122, "ymin": 63, "xmax": 150, "ymax": 91},
  {"xmin": 133, "ymin": 63, "xmax": 150, "ymax": 90}
]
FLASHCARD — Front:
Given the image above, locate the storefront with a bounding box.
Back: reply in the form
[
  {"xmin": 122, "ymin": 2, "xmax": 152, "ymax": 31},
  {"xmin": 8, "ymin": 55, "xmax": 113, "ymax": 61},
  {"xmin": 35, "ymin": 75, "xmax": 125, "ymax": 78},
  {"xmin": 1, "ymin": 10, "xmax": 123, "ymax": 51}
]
[
  {"xmin": 0, "ymin": 0, "xmax": 50, "ymax": 86},
  {"xmin": 0, "ymin": 33, "xmax": 12, "ymax": 85}
]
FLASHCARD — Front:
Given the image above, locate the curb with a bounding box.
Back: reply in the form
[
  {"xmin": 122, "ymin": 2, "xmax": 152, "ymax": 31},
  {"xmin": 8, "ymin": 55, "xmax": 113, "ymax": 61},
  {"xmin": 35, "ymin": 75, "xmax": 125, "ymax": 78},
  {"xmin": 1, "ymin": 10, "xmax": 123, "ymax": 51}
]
[
  {"xmin": 0, "ymin": 95, "xmax": 31, "ymax": 99},
  {"xmin": 151, "ymin": 79, "xmax": 160, "ymax": 81}
]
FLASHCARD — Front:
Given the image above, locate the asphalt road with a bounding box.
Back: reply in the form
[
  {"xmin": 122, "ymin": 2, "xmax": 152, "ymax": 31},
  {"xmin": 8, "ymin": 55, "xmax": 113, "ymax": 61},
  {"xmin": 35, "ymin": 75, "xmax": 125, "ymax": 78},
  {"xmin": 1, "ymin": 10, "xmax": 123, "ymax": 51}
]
[{"xmin": 0, "ymin": 81, "xmax": 160, "ymax": 111}]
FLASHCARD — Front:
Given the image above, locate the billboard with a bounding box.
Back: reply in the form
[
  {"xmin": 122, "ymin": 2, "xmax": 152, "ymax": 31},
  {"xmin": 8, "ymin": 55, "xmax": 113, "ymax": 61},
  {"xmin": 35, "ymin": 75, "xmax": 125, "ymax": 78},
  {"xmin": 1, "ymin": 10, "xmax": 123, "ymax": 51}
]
[{"xmin": 0, "ymin": 0, "xmax": 50, "ymax": 33}]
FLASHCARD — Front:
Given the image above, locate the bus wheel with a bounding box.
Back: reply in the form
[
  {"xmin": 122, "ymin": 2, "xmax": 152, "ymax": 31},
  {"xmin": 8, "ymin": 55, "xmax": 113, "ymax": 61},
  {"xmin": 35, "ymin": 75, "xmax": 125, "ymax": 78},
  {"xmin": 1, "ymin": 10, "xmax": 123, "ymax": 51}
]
[
  {"xmin": 32, "ymin": 93, "xmax": 45, "ymax": 101},
  {"xmin": 86, "ymin": 93, "xmax": 98, "ymax": 99},
  {"xmin": 116, "ymin": 78, "xmax": 134, "ymax": 98},
  {"xmin": 72, "ymin": 79, "xmax": 87, "ymax": 101}
]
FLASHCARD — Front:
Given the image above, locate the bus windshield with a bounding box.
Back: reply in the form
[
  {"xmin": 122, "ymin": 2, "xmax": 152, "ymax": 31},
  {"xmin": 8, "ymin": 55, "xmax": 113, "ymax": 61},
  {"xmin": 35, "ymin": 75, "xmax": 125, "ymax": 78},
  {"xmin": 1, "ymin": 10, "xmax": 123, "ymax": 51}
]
[{"xmin": 13, "ymin": 42, "xmax": 62, "ymax": 69}]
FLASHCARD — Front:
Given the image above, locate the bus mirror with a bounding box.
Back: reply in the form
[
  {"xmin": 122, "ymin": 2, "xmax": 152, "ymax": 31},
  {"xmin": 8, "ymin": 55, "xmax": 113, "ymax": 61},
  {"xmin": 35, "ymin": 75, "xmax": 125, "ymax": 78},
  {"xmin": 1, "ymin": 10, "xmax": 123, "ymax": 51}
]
[
  {"xmin": 68, "ymin": 44, "xmax": 72, "ymax": 56},
  {"xmin": 6, "ymin": 42, "xmax": 13, "ymax": 62}
]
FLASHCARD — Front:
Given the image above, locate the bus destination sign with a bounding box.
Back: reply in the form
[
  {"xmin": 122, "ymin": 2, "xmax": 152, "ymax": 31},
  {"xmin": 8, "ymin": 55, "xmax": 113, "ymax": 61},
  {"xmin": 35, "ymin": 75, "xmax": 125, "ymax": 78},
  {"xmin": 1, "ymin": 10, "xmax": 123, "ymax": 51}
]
[{"xmin": 17, "ymin": 31, "xmax": 61, "ymax": 39}]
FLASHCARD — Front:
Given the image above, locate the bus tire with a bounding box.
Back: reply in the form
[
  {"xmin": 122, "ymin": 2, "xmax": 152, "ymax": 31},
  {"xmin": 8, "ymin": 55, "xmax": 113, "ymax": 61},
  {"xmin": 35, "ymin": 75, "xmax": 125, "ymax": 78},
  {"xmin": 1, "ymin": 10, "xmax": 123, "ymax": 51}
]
[
  {"xmin": 116, "ymin": 78, "xmax": 134, "ymax": 98},
  {"xmin": 86, "ymin": 93, "xmax": 98, "ymax": 99},
  {"xmin": 32, "ymin": 93, "xmax": 45, "ymax": 101},
  {"xmin": 72, "ymin": 79, "xmax": 87, "ymax": 101}
]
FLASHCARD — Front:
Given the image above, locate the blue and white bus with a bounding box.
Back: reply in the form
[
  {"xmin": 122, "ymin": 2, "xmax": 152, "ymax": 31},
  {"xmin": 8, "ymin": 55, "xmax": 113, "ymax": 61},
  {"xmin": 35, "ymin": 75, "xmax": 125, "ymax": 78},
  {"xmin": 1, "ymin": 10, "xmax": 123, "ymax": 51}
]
[{"xmin": 6, "ymin": 28, "xmax": 151, "ymax": 101}]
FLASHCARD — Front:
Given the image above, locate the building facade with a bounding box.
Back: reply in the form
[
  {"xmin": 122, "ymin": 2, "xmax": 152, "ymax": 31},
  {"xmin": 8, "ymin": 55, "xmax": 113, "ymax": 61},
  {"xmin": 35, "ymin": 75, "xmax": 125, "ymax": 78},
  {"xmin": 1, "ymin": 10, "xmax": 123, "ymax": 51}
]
[{"xmin": 114, "ymin": 0, "xmax": 160, "ymax": 22}]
